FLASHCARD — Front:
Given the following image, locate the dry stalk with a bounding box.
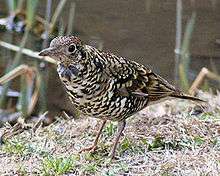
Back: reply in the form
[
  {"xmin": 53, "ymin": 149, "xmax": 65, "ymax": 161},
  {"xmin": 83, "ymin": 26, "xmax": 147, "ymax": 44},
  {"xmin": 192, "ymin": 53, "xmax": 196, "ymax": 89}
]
[
  {"xmin": 0, "ymin": 64, "xmax": 40, "ymax": 116},
  {"xmin": 189, "ymin": 67, "xmax": 220, "ymax": 95}
]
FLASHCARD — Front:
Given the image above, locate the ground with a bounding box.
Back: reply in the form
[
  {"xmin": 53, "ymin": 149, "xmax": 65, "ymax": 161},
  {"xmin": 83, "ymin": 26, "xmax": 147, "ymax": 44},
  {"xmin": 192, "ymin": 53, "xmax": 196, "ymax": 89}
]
[{"xmin": 0, "ymin": 91, "xmax": 220, "ymax": 176}]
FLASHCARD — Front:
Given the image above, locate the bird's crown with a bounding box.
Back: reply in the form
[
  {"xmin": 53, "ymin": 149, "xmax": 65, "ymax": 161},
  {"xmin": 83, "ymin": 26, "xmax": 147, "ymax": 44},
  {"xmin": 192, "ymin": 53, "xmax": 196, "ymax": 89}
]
[{"xmin": 50, "ymin": 36, "xmax": 82, "ymax": 48}]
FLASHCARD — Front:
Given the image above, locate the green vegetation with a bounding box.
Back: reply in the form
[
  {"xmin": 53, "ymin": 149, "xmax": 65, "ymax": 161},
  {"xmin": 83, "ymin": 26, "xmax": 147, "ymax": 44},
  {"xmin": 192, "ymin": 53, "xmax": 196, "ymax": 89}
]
[
  {"xmin": 103, "ymin": 122, "xmax": 117, "ymax": 137},
  {"xmin": 2, "ymin": 139, "xmax": 26, "ymax": 155},
  {"xmin": 41, "ymin": 155, "xmax": 77, "ymax": 176},
  {"xmin": 81, "ymin": 163, "xmax": 98, "ymax": 175}
]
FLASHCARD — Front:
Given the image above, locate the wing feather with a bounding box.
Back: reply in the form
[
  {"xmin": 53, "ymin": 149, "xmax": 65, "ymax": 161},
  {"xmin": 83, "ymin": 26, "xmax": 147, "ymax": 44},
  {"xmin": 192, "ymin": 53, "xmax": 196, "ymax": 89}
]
[
  {"xmin": 94, "ymin": 49, "xmax": 203, "ymax": 103},
  {"xmin": 102, "ymin": 53, "xmax": 177, "ymax": 101}
]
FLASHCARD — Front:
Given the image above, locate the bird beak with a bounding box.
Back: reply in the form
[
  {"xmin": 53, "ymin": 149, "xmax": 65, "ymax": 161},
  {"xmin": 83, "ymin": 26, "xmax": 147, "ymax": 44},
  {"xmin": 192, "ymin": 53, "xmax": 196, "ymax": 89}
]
[{"xmin": 39, "ymin": 47, "xmax": 56, "ymax": 56}]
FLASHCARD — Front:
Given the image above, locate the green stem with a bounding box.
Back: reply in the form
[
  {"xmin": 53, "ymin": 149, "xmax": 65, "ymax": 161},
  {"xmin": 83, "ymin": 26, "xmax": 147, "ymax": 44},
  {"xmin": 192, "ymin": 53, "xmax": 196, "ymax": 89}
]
[
  {"xmin": 0, "ymin": 29, "xmax": 30, "ymax": 108},
  {"xmin": 20, "ymin": 75, "xmax": 28, "ymax": 118}
]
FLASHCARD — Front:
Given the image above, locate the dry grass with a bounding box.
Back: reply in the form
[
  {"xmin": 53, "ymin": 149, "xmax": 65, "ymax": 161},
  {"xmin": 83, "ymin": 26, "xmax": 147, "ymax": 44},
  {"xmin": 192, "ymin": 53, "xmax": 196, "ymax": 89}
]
[{"xmin": 0, "ymin": 91, "xmax": 220, "ymax": 175}]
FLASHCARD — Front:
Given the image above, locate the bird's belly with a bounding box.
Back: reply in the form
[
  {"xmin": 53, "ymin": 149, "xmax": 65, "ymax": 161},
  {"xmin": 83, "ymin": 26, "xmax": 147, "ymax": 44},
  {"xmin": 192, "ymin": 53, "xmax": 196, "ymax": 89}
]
[
  {"xmin": 65, "ymin": 85, "xmax": 129, "ymax": 120},
  {"xmin": 78, "ymin": 96, "xmax": 130, "ymax": 120},
  {"xmin": 61, "ymin": 77, "xmax": 148, "ymax": 121},
  {"xmin": 72, "ymin": 91, "xmax": 147, "ymax": 121}
]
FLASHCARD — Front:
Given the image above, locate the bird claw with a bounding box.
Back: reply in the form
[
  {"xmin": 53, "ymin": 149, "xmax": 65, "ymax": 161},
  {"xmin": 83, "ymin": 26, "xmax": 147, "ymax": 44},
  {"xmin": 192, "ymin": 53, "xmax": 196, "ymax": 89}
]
[{"xmin": 79, "ymin": 145, "xmax": 97, "ymax": 153}]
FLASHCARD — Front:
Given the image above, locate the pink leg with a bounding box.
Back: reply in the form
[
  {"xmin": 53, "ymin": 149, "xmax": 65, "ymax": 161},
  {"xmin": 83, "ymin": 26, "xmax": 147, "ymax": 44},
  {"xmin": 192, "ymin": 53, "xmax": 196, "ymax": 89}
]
[
  {"xmin": 79, "ymin": 120, "xmax": 107, "ymax": 153},
  {"xmin": 109, "ymin": 120, "xmax": 126, "ymax": 159}
]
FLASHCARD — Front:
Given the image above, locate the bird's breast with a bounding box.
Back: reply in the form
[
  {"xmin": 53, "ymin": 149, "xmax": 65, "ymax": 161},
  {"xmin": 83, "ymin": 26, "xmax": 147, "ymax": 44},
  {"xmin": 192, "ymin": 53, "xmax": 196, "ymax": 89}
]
[{"xmin": 57, "ymin": 64, "xmax": 148, "ymax": 121}]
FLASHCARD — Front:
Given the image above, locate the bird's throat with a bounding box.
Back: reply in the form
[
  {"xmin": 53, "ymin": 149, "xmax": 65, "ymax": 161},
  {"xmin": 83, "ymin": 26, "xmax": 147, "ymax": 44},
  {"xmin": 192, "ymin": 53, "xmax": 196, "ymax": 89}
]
[{"xmin": 57, "ymin": 63, "xmax": 81, "ymax": 81}]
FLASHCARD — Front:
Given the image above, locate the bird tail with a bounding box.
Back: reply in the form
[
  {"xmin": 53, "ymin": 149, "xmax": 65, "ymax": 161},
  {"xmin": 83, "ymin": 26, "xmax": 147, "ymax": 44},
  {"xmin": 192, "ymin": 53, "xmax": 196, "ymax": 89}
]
[{"xmin": 170, "ymin": 93, "xmax": 205, "ymax": 102}]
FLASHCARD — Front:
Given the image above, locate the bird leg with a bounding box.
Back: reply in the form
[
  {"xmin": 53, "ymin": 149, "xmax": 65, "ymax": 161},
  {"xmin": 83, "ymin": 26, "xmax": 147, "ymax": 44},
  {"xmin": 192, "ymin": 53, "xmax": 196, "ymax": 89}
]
[
  {"xmin": 79, "ymin": 119, "xmax": 107, "ymax": 153},
  {"xmin": 109, "ymin": 120, "xmax": 126, "ymax": 159}
]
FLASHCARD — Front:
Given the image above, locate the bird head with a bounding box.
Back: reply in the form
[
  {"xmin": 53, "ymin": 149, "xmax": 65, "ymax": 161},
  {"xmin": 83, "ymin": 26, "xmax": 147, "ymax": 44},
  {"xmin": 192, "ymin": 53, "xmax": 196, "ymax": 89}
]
[{"xmin": 39, "ymin": 36, "xmax": 85, "ymax": 65}]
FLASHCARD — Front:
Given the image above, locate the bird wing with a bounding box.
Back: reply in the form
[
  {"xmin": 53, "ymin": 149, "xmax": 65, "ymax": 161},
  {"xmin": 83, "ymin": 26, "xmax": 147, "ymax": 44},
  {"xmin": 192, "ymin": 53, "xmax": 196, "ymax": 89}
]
[{"xmin": 103, "ymin": 54, "xmax": 177, "ymax": 102}]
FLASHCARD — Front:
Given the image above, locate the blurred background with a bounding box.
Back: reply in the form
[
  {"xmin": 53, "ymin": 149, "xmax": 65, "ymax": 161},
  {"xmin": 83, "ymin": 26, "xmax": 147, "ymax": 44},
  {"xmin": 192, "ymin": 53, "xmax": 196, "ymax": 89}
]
[{"xmin": 0, "ymin": 0, "xmax": 219, "ymax": 124}]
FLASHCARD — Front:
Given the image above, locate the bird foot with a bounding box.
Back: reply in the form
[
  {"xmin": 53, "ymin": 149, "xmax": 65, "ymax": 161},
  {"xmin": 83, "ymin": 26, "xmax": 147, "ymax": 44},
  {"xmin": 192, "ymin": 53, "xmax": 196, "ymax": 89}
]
[{"xmin": 79, "ymin": 145, "xmax": 97, "ymax": 153}]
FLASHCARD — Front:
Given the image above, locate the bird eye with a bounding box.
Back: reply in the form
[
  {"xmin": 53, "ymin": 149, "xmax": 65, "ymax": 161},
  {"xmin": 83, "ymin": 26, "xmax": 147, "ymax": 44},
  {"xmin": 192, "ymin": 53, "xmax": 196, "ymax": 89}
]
[{"xmin": 68, "ymin": 44, "xmax": 76, "ymax": 53}]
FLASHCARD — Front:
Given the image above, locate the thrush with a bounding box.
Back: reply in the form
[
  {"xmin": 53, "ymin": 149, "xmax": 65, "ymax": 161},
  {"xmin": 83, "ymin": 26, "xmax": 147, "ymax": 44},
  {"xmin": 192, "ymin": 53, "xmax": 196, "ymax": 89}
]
[{"xmin": 39, "ymin": 36, "xmax": 203, "ymax": 159}]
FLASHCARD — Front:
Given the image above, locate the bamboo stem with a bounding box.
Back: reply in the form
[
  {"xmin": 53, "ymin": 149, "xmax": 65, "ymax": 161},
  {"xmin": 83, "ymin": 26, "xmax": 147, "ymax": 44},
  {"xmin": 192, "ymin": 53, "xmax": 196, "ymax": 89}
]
[
  {"xmin": 67, "ymin": 2, "xmax": 76, "ymax": 35},
  {"xmin": 174, "ymin": 0, "xmax": 182, "ymax": 84},
  {"xmin": 0, "ymin": 40, "xmax": 56, "ymax": 64},
  {"xmin": 0, "ymin": 64, "xmax": 40, "ymax": 116},
  {"xmin": 0, "ymin": 65, "xmax": 30, "ymax": 84},
  {"xmin": 0, "ymin": 29, "xmax": 30, "ymax": 108},
  {"xmin": 50, "ymin": 0, "xmax": 67, "ymax": 33}
]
